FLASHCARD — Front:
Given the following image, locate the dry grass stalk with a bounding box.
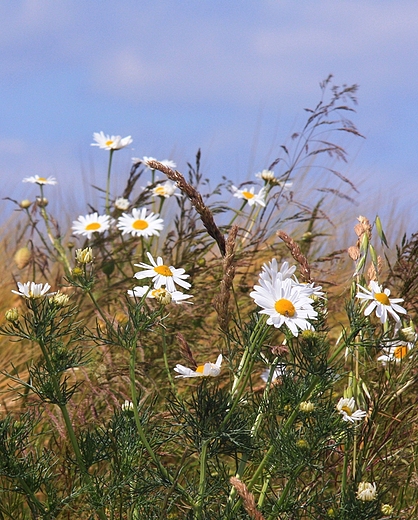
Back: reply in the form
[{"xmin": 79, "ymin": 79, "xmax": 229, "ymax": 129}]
[
  {"xmin": 146, "ymin": 159, "xmax": 226, "ymax": 256},
  {"xmin": 367, "ymin": 255, "xmax": 383, "ymax": 282},
  {"xmin": 230, "ymin": 477, "xmax": 265, "ymax": 520},
  {"xmin": 276, "ymin": 229, "xmax": 312, "ymax": 283},
  {"xmin": 213, "ymin": 225, "xmax": 238, "ymax": 331},
  {"xmin": 177, "ymin": 333, "xmax": 197, "ymax": 369}
]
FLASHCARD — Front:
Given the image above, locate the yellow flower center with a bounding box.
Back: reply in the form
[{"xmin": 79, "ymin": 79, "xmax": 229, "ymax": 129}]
[
  {"xmin": 37, "ymin": 177, "xmax": 47, "ymax": 182},
  {"xmin": 154, "ymin": 265, "xmax": 173, "ymax": 277},
  {"xmin": 242, "ymin": 191, "xmax": 254, "ymax": 200},
  {"xmin": 341, "ymin": 406, "xmax": 352, "ymax": 416},
  {"xmin": 105, "ymin": 140, "xmax": 114, "ymax": 146},
  {"xmin": 274, "ymin": 298, "xmax": 296, "ymax": 317},
  {"xmin": 374, "ymin": 292, "xmax": 390, "ymax": 305},
  {"xmin": 85, "ymin": 222, "xmax": 101, "ymax": 231},
  {"xmin": 154, "ymin": 186, "xmax": 166, "ymax": 196},
  {"xmin": 196, "ymin": 365, "xmax": 205, "ymax": 374},
  {"xmin": 394, "ymin": 345, "xmax": 408, "ymax": 359},
  {"xmin": 132, "ymin": 219, "xmax": 149, "ymax": 230}
]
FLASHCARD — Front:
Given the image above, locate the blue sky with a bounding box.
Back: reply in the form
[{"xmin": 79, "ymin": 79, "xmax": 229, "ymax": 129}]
[{"xmin": 1, "ymin": 0, "xmax": 418, "ymax": 235}]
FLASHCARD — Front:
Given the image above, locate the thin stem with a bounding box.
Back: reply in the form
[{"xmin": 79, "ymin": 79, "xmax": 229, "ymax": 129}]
[
  {"xmin": 106, "ymin": 149, "xmax": 115, "ymax": 214},
  {"xmin": 196, "ymin": 439, "xmax": 209, "ymax": 519}
]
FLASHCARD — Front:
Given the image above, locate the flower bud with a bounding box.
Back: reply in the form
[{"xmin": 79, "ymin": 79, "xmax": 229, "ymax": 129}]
[
  {"xmin": 299, "ymin": 401, "xmax": 315, "ymax": 413},
  {"xmin": 296, "ymin": 439, "xmax": 309, "ymax": 449},
  {"xmin": 381, "ymin": 504, "xmax": 394, "ymax": 515},
  {"xmin": 36, "ymin": 197, "xmax": 48, "ymax": 207},
  {"xmin": 20, "ymin": 199, "xmax": 32, "ymax": 209},
  {"xmin": 49, "ymin": 292, "xmax": 70, "ymax": 307},
  {"xmin": 71, "ymin": 267, "xmax": 83, "ymax": 277},
  {"xmin": 14, "ymin": 247, "xmax": 32, "ymax": 269},
  {"xmin": 153, "ymin": 288, "xmax": 172, "ymax": 306},
  {"xmin": 121, "ymin": 400, "xmax": 134, "ymax": 412},
  {"xmin": 5, "ymin": 308, "xmax": 19, "ymax": 322},
  {"xmin": 76, "ymin": 247, "xmax": 94, "ymax": 264}
]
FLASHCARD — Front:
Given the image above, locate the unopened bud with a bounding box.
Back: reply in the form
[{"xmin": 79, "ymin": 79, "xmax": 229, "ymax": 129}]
[
  {"xmin": 36, "ymin": 197, "xmax": 48, "ymax": 207},
  {"xmin": 5, "ymin": 308, "xmax": 19, "ymax": 322},
  {"xmin": 14, "ymin": 247, "xmax": 32, "ymax": 269},
  {"xmin": 296, "ymin": 439, "xmax": 309, "ymax": 449},
  {"xmin": 76, "ymin": 247, "xmax": 93, "ymax": 264},
  {"xmin": 381, "ymin": 504, "xmax": 394, "ymax": 515},
  {"xmin": 20, "ymin": 199, "xmax": 32, "ymax": 209},
  {"xmin": 152, "ymin": 288, "xmax": 172, "ymax": 305},
  {"xmin": 71, "ymin": 267, "xmax": 83, "ymax": 277},
  {"xmin": 299, "ymin": 401, "xmax": 315, "ymax": 413},
  {"xmin": 49, "ymin": 292, "xmax": 70, "ymax": 307}
]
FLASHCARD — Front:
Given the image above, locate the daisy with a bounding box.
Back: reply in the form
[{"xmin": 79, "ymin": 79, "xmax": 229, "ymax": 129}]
[
  {"xmin": 22, "ymin": 175, "xmax": 57, "ymax": 185},
  {"xmin": 72, "ymin": 212, "xmax": 112, "ymax": 239},
  {"xmin": 152, "ymin": 180, "xmax": 180, "ymax": 198},
  {"xmin": 12, "ymin": 281, "xmax": 54, "ymax": 299},
  {"xmin": 336, "ymin": 397, "xmax": 367, "ymax": 423},
  {"xmin": 377, "ymin": 338, "xmax": 415, "ymax": 365},
  {"xmin": 134, "ymin": 156, "xmax": 177, "ymax": 169},
  {"xmin": 174, "ymin": 354, "xmax": 222, "ymax": 378},
  {"xmin": 128, "ymin": 285, "xmax": 193, "ymax": 305},
  {"xmin": 356, "ymin": 482, "xmax": 377, "ymax": 502},
  {"xmin": 356, "ymin": 281, "xmax": 406, "ymax": 323},
  {"xmin": 250, "ymin": 277, "xmax": 317, "ymax": 337},
  {"xmin": 231, "ymin": 185, "xmax": 266, "ymax": 207},
  {"xmin": 134, "ymin": 252, "xmax": 191, "ymax": 292},
  {"xmin": 117, "ymin": 208, "xmax": 164, "ymax": 238},
  {"xmin": 91, "ymin": 131, "xmax": 132, "ymax": 150},
  {"xmin": 114, "ymin": 197, "xmax": 130, "ymax": 210},
  {"xmin": 255, "ymin": 170, "xmax": 293, "ymax": 190},
  {"xmin": 261, "ymin": 363, "xmax": 287, "ymax": 383}
]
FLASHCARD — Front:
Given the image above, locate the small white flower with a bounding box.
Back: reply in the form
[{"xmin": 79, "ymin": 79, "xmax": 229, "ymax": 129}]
[
  {"xmin": 121, "ymin": 400, "xmax": 134, "ymax": 412},
  {"xmin": 356, "ymin": 281, "xmax": 406, "ymax": 323},
  {"xmin": 117, "ymin": 208, "xmax": 164, "ymax": 238},
  {"xmin": 255, "ymin": 169, "xmax": 276, "ymax": 182},
  {"xmin": 75, "ymin": 247, "xmax": 94, "ymax": 264},
  {"xmin": 356, "ymin": 482, "xmax": 377, "ymax": 501},
  {"xmin": 259, "ymin": 259, "xmax": 297, "ymax": 285},
  {"xmin": 250, "ymin": 277, "xmax": 317, "ymax": 337},
  {"xmin": 91, "ymin": 131, "xmax": 132, "ymax": 150},
  {"xmin": 22, "ymin": 175, "xmax": 57, "ymax": 185},
  {"xmin": 377, "ymin": 338, "xmax": 415, "ymax": 365},
  {"xmin": 72, "ymin": 212, "xmax": 112, "ymax": 239},
  {"xmin": 231, "ymin": 185, "xmax": 266, "ymax": 207},
  {"xmin": 114, "ymin": 197, "xmax": 130, "ymax": 210},
  {"xmin": 336, "ymin": 397, "xmax": 367, "ymax": 423},
  {"xmin": 12, "ymin": 281, "xmax": 54, "ymax": 299},
  {"xmin": 127, "ymin": 285, "xmax": 193, "ymax": 305},
  {"xmin": 134, "ymin": 252, "xmax": 191, "ymax": 292},
  {"xmin": 136, "ymin": 156, "xmax": 177, "ymax": 169},
  {"xmin": 174, "ymin": 354, "xmax": 222, "ymax": 378},
  {"xmin": 261, "ymin": 364, "xmax": 287, "ymax": 383},
  {"xmin": 152, "ymin": 180, "xmax": 180, "ymax": 198}
]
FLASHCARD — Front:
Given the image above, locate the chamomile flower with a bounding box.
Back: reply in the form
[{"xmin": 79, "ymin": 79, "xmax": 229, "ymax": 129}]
[
  {"xmin": 134, "ymin": 157, "xmax": 177, "ymax": 169},
  {"xmin": 174, "ymin": 354, "xmax": 222, "ymax": 378},
  {"xmin": 255, "ymin": 170, "xmax": 293, "ymax": 190},
  {"xmin": 72, "ymin": 212, "xmax": 112, "ymax": 239},
  {"xmin": 127, "ymin": 285, "xmax": 193, "ymax": 305},
  {"xmin": 134, "ymin": 252, "xmax": 191, "ymax": 292},
  {"xmin": 356, "ymin": 281, "xmax": 406, "ymax": 323},
  {"xmin": 12, "ymin": 281, "xmax": 54, "ymax": 299},
  {"xmin": 377, "ymin": 338, "xmax": 415, "ymax": 365},
  {"xmin": 250, "ymin": 277, "xmax": 317, "ymax": 337},
  {"xmin": 91, "ymin": 131, "xmax": 132, "ymax": 150},
  {"xmin": 114, "ymin": 197, "xmax": 130, "ymax": 210},
  {"xmin": 231, "ymin": 185, "xmax": 266, "ymax": 207},
  {"xmin": 117, "ymin": 208, "xmax": 164, "ymax": 238},
  {"xmin": 22, "ymin": 175, "xmax": 57, "ymax": 185},
  {"xmin": 336, "ymin": 397, "xmax": 367, "ymax": 423},
  {"xmin": 152, "ymin": 180, "xmax": 180, "ymax": 198},
  {"xmin": 356, "ymin": 482, "xmax": 377, "ymax": 501}
]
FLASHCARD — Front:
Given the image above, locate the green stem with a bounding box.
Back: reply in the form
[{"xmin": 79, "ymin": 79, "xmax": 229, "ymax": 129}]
[
  {"xmin": 161, "ymin": 324, "xmax": 176, "ymax": 392},
  {"xmin": 106, "ymin": 149, "xmax": 115, "ymax": 214},
  {"xmin": 196, "ymin": 439, "xmax": 209, "ymax": 519}
]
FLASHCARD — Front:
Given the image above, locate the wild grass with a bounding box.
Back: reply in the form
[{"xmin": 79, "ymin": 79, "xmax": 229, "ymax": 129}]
[{"xmin": 0, "ymin": 76, "xmax": 417, "ymax": 519}]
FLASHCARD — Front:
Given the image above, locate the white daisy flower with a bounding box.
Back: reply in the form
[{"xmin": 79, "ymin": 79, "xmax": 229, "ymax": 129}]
[
  {"xmin": 356, "ymin": 482, "xmax": 377, "ymax": 502},
  {"xmin": 261, "ymin": 363, "xmax": 287, "ymax": 383},
  {"xmin": 152, "ymin": 180, "xmax": 180, "ymax": 198},
  {"xmin": 127, "ymin": 285, "xmax": 193, "ymax": 305},
  {"xmin": 259, "ymin": 259, "xmax": 297, "ymax": 285},
  {"xmin": 114, "ymin": 197, "xmax": 130, "ymax": 210},
  {"xmin": 336, "ymin": 397, "xmax": 367, "ymax": 423},
  {"xmin": 116, "ymin": 208, "xmax": 164, "ymax": 238},
  {"xmin": 174, "ymin": 354, "xmax": 222, "ymax": 378},
  {"xmin": 91, "ymin": 131, "xmax": 132, "ymax": 150},
  {"xmin": 12, "ymin": 281, "xmax": 54, "ymax": 299},
  {"xmin": 356, "ymin": 281, "xmax": 406, "ymax": 323},
  {"xmin": 255, "ymin": 170, "xmax": 292, "ymax": 190},
  {"xmin": 250, "ymin": 277, "xmax": 317, "ymax": 337},
  {"xmin": 22, "ymin": 175, "xmax": 57, "ymax": 185},
  {"xmin": 121, "ymin": 400, "xmax": 134, "ymax": 412},
  {"xmin": 135, "ymin": 156, "xmax": 177, "ymax": 169},
  {"xmin": 377, "ymin": 338, "xmax": 415, "ymax": 365},
  {"xmin": 231, "ymin": 185, "xmax": 266, "ymax": 207},
  {"xmin": 72, "ymin": 212, "xmax": 112, "ymax": 239},
  {"xmin": 133, "ymin": 252, "xmax": 191, "ymax": 292}
]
